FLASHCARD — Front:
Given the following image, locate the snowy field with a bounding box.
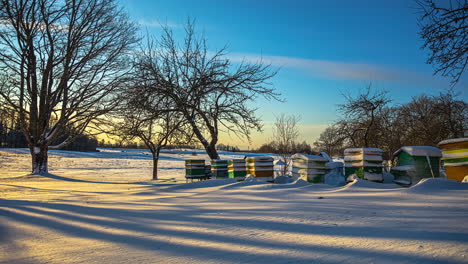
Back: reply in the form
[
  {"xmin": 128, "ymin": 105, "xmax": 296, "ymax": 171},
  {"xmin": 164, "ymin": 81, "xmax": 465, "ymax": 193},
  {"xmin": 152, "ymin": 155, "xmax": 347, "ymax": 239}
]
[{"xmin": 1, "ymin": 148, "xmax": 467, "ymax": 264}]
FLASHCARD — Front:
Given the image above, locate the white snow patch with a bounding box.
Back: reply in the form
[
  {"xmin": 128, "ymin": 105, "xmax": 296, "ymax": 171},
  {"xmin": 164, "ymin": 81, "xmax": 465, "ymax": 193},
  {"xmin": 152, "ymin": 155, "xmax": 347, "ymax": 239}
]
[
  {"xmin": 438, "ymin": 137, "xmax": 468, "ymax": 146},
  {"xmin": 405, "ymin": 178, "xmax": 468, "ymax": 194},
  {"xmin": 393, "ymin": 146, "xmax": 442, "ymax": 157}
]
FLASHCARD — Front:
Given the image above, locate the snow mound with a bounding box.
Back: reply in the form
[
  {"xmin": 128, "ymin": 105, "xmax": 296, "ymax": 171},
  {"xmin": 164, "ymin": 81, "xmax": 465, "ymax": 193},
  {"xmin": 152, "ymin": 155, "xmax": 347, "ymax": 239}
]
[
  {"xmin": 163, "ymin": 179, "xmax": 236, "ymax": 190},
  {"xmin": 274, "ymin": 175, "xmax": 293, "ymax": 184},
  {"xmin": 405, "ymin": 178, "xmax": 468, "ymax": 194},
  {"xmin": 242, "ymin": 178, "xmax": 311, "ymax": 190},
  {"xmin": 344, "ymin": 178, "xmax": 402, "ymax": 190},
  {"xmin": 219, "ymin": 180, "xmax": 270, "ymax": 189}
]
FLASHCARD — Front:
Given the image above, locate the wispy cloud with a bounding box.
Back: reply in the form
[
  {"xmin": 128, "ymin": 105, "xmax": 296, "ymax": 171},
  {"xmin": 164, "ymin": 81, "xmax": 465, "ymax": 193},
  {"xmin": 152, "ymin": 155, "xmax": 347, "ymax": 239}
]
[
  {"xmin": 137, "ymin": 19, "xmax": 182, "ymax": 29},
  {"xmin": 226, "ymin": 52, "xmax": 429, "ymax": 83}
]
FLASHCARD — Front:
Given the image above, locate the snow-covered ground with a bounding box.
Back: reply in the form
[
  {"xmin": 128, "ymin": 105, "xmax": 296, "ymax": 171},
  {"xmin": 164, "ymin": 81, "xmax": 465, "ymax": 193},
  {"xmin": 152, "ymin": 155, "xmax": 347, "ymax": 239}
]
[{"xmin": 1, "ymin": 148, "xmax": 467, "ymax": 264}]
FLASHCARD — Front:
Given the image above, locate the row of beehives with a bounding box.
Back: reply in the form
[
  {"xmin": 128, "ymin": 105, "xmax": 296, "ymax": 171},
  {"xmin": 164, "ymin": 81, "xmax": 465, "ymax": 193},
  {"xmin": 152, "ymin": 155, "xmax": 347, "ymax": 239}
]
[
  {"xmin": 185, "ymin": 137, "xmax": 467, "ymax": 185},
  {"xmin": 293, "ymin": 137, "xmax": 468, "ymax": 185},
  {"xmin": 185, "ymin": 156, "xmax": 275, "ymax": 181}
]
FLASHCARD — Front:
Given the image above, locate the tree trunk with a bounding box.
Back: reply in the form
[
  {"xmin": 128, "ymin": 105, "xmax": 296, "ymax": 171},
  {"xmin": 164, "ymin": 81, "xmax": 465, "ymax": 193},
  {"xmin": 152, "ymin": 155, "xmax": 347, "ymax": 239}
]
[
  {"xmin": 185, "ymin": 113, "xmax": 220, "ymax": 159},
  {"xmin": 205, "ymin": 143, "xmax": 220, "ymax": 160},
  {"xmin": 152, "ymin": 156, "xmax": 159, "ymax": 180},
  {"xmin": 31, "ymin": 145, "xmax": 48, "ymax": 174},
  {"xmin": 151, "ymin": 148, "xmax": 162, "ymax": 180}
]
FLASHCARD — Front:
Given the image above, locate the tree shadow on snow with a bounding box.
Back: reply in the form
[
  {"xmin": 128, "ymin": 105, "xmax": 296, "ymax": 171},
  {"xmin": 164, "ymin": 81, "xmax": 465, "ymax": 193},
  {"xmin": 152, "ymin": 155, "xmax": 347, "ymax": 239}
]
[{"xmin": 0, "ymin": 198, "xmax": 466, "ymax": 264}]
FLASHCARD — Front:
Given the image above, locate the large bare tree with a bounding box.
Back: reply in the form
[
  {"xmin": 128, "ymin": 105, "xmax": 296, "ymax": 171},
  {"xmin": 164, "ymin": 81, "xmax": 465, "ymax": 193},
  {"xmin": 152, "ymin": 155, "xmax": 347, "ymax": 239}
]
[
  {"xmin": 338, "ymin": 85, "xmax": 391, "ymax": 148},
  {"xmin": 0, "ymin": 0, "xmax": 138, "ymax": 174},
  {"xmin": 417, "ymin": 0, "xmax": 468, "ymax": 84},
  {"xmin": 134, "ymin": 21, "xmax": 280, "ymax": 160}
]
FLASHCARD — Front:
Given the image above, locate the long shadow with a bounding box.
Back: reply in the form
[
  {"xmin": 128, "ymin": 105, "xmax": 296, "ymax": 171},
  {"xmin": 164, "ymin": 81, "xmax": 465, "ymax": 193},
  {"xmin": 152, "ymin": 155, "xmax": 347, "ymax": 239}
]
[
  {"xmin": 2, "ymin": 198, "xmax": 467, "ymax": 244},
  {"xmin": 48, "ymin": 149, "xmax": 186, "ymax": 162},
  {"xmin": 34, "ymin": 173, "xmax": 159, "ymax": 185},
  {"xmin": 1, "ymin": 201, "xmax": 465, "ymax": 264}
]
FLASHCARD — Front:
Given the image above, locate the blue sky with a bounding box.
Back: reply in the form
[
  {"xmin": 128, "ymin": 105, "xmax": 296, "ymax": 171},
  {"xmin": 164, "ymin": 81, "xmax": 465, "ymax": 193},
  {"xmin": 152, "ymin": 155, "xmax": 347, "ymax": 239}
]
[{"xmin": 119, "ymin": 0, "xmax": 467, "ymax": 148}]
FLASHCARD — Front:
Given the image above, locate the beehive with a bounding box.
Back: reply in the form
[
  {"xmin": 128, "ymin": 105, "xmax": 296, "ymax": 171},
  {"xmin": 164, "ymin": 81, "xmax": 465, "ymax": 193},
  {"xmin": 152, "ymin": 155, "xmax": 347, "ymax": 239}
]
[
  {"xmin": 391, "ymin": 146, "xmax": 441, "ymax": 186},
  {"xmin": 344, "ymin": 148, "xmax": 383, "ymax": 182},
  {"xmin": 245, "ymin": 156, "xmax": 274, "ymax": 181},
  {"xmin": 228, "ymin": 159, "xmax": 247, "ymax": 180},
  {"xmin": 438, "ymin": 138, "xmax": 468, "ymax": 182},
  {"xmin": 185, "ymin": 160, "xmax": 206, "ymax": 181},
  {"xmin": 211, "ymin": 159, "xmax": 229, "ymax": 178},
  {"xmin": 291, "ymin": 153, "xmax": 329, "ymax": 183}
]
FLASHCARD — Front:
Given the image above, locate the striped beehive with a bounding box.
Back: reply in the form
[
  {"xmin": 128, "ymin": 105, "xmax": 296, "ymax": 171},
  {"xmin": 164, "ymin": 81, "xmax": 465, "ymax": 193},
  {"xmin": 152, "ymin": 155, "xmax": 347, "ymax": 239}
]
[
  {"xmin": 438, "ymin": 138, "xmax": 468, "ymax": 182},
  {"xmin": 391, "ymin": 146, "xmax": 441, "ymax": 186},
  {"xmin": 245, "ymin": 156, "xmax": 274, "ymax": 181},
  {"xmin": 185, "ymin": 160, "xmax": 206, "ymax": 181},
  {"xmin": 344, "ymin": 148, "xmax": 383, "ymax": 182},
  {"xmin": 291, "ymin": 153, "xmax": 329, "ymax": 183},
  {"xmin": 211, "ymin": 159, "xmax": 229, "ymax": 178},
  {"xmin": 228, "ymin": 159, "xmax": 247, "ymax": 180}
]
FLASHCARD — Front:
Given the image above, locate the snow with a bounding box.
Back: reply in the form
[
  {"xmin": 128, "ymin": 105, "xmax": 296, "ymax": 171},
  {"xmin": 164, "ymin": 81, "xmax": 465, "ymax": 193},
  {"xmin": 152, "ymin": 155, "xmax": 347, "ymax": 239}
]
[
  {"xmin": 319, "ymin": 152, "xmax": 333, "ymax": 162},
  {"xmin": 393, "ymin": 146, "xmax": 442, "ymax": 158},
  {"xmin": 344, "ymin": 155, "xmax": 383, "ymax": 161},
  {"xmin": 292, "ymin": 153, "xmax": 328, "ymax": 161},
  {"xmin": 1, "ymin": 148, "xmax": 468, "ymax": 264},
  {"xmin": 344, "ymin": 148, "xmax": 383, "ymax": 155},
  {"xmin": 33, "ymin": 146, "xmax": 40, "ymax": 154},
  {"xmin": 438, "ymin": 137, "xmax": 468, "ymax": 146}
]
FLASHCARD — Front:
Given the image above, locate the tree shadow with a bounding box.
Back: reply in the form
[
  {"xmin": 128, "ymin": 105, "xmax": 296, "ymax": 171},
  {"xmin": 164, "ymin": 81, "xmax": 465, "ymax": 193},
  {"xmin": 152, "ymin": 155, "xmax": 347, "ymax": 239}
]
[{"xmin": 1, "ymin": 197, "xmax": 466, "ymax": 264}]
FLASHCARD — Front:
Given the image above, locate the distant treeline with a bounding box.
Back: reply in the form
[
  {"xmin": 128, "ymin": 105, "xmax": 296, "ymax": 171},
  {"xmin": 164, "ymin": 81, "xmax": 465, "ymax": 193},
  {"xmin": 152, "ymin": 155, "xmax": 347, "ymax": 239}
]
[
  {"xmin": 97, "ymin": 140, "xmax": 241, "ymax": 152},
  {"xmin": 0, "ymin": 110, "xmax": 98, "ymax": 151},
  {"xmin": 313, "ymin": 90, "xmax": 467, "ymax": 159},
  {"xmin": 256, "ymin": 141, "xmax": 315, "ymax": 155}
]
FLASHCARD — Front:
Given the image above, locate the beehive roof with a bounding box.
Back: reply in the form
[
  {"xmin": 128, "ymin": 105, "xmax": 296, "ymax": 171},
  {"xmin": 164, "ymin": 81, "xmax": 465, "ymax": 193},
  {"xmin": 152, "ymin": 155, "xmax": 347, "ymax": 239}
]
[{"xmin": 393, "ymin": 146, "xmax": 441, "ymax": 158}]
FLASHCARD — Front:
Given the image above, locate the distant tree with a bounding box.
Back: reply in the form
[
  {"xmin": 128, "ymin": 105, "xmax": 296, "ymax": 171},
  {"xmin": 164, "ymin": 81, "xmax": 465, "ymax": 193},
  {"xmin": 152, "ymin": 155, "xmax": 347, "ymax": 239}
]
[
  {"xmin": 338, "ymin": 85, "xmax": 391, "ymax": 148},
  {"xmin": 272, "ymin": 114, "xmax": 301, "ymax": 175},
  {"xmin": 293, "ymin": 141, "xmax": 315, "ymax": 155},
  {"xmin": 257, "ymin": 142, "xmax": 277, "ymax": 154},
  {"xmin": 313, "ymin": 125, "xmax": 345, "ymax": 157},
  {"xmin": 134, "ymin": 21, "xmax": 280, "ymax": 160},
  {"xmin": 434, "ymin": 89, "xmax": 467, "ymax": 138},
  {"xmin": 398, "ymin": 90, "xmax": 467, "ymax": 145},
  {"xmin": 417, "ymin": 0, "xmax": 468, "ymax": 84},
  {"xmin": 0, "ymin": 0, "xmax": 138, "ymax": 174}
]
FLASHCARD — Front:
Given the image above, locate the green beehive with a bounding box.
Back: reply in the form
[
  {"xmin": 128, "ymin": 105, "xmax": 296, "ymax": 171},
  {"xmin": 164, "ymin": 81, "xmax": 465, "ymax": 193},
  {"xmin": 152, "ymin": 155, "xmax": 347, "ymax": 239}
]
[
  {"xmin": 344, "ymin": 148, "xmax": 383, "ymax": 182},
  {"xmin": 185, "ymin": 159, "xmax": 207, "ymax": 182},
  {"xmin": 211, "ymin": 159, "xmax": 228, "ymax": 178},
  {"xmin": 185, "ymin": 160, "xmax": 205, "ymax": 175},
  {"xmin": 391, "ymin": 146, "xmax": 441, "ymax": 186},
  {"xmin": 228, "ymin": 159, "xmax": 247, "ymax": 180}
]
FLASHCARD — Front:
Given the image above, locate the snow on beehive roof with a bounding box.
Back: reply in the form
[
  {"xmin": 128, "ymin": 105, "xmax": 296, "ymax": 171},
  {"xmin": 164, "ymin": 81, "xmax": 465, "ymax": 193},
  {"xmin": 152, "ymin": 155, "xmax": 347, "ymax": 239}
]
[
  {"xmin": 438, "ymin": 137, "xmax": 468, "ymax": 146},
  {"xmin": 291, "ymin": 153, "xmax": 328, "ymax": 161},
  {"xmin": 393, "ymin": 146, "xmax": 442, "ymax": 157},
  {"xmin": 344, "ymin": 148, "xmax": 382, "ymax": 155}
]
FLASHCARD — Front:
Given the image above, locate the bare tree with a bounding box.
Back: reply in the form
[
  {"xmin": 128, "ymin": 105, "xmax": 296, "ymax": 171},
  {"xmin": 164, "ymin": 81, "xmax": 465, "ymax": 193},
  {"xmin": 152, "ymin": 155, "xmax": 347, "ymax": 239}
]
[
  {"xmin": 313, "ymin": 124, "xmax": 345, "ymax": 157},
  {"xmin": 0, "ymin": 0, "xmax": 138, "ymax": 174},
  {"xmin": 417, "ymin": 0, "xmax": 468, "ymax": 84},
  {"xmin": 272, "ymin": 113, "xmax": 301, "ymax": 175},
  {"xmin": 338, "ymin": 85, "xmax": 391, "ymax": 148},
  {"xmin": 109, "ymin": 91, "xmax": 190, "ymax": 180},
  {"xmin": 435, "ymin": 89, "xmax": 467, "ymax": 137},
  {"xmin": 134, "ymin": 21, "xmax": 280, "ymax": 160}
]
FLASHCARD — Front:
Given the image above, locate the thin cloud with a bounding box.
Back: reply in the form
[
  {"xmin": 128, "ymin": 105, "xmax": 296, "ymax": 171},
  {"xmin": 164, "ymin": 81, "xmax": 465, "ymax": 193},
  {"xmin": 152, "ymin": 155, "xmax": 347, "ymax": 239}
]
[
  {"xmin": 227, "ymin": 52, "xmax": 429, "ymax": 83},
  {"xmin": 137, "ymin": 19, "xmax": 182, "ymax": 29}
]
